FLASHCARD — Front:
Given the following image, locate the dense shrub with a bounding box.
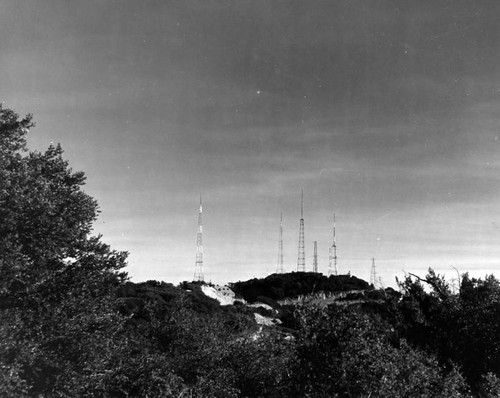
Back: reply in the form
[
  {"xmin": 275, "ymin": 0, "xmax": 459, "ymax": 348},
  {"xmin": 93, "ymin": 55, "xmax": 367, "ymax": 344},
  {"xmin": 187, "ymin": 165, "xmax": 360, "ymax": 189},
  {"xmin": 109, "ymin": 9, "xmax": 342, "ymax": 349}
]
[
  {"xmin": 232, "ymin": 272, "xmax": 370, "ymax": 302},
  {"xmin": 398, "ymin": 270, "xmax": 500, "ymax": 393},
  {"xmin": 289, "ymin": 304, "xmax": 469, "ymax": 397}
]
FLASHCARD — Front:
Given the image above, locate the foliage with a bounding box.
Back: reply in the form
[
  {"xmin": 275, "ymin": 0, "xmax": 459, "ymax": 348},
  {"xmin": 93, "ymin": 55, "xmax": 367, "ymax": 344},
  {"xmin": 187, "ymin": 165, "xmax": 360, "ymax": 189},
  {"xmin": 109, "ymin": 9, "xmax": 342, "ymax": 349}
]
[
  {"xmin": 479, "ymin": 373, "xmax": 500, "ymax": 398},
  {"xmin": 0, "ymin": 105, "xmax": 133, "ymax": 396},
  {"xmin": 398, "ymin": 269, "xmax": 500, "ymax": 393},
  {"xmin": 289, "ymin": 304, "xmax": 469, "ymax": 397},
  {"xmin": 2, "ymin": 104, "xmax": 500, "ymax": 396},
  {"xmin": 231, "ymin": 271, "xmax": 370, "ymax": 302},
  {"xmin": 0, "ymin": 105, "xmax": 127, "ymax": 310},
  {"xmin": 121, "ymin": 288, "xmax": 291, "ymax": 398}
]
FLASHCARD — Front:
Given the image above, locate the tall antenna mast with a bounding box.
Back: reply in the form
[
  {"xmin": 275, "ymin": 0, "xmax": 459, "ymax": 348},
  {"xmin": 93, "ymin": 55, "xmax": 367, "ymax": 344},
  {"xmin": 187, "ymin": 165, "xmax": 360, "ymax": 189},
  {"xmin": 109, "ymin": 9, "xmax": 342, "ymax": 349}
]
[
  {"xmin": 370, "ymin": 257, "xmax": 377, "ymax": 288},
  {"xmin": 276, "ymin": 213, "xmax": 284, "ymax": 274},
  {"xmin": 313, "ymin": 241, "xmax": 318, "ymax": 273},
  {"xmin": 193, "ymin": 195, "xmax": 204, "ymax": 282},
  {"xmin": 328, "ymin": 214, "xmax": 338, "ymax": 276},
  {"xmin": 297, "ymin": 190, "xmax": 305, "ymax": 271}
]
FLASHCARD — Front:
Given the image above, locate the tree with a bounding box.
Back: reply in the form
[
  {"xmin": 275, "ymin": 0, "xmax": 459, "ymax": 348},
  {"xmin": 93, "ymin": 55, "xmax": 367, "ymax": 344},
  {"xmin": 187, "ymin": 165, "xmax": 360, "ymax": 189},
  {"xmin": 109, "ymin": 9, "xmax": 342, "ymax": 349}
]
[
  {"xmin": 290, "ymin": 304, "xmax": 469, "ymax": 397},
  {"xmin": 0, "ymin": 105, "xmax": 127, "ymax": 308},
  {"xmin": 398, "ymin": 269, "xmax": 500, "ymax": 393},
  {"xmin": 0, "ymin": 105, "xmax": 131, "ymax": 396}
]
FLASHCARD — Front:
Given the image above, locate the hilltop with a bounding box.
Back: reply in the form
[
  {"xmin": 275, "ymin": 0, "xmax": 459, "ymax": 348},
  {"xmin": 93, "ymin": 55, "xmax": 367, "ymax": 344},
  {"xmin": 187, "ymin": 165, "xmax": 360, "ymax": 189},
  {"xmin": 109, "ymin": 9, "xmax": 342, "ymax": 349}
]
[
  {"xmin": 230, "ymin": 271, "xmax": 371, "ymax": 303},
  {"xmin": 114, "ymin": 272, "xmax": 373, "ymax": 320}
]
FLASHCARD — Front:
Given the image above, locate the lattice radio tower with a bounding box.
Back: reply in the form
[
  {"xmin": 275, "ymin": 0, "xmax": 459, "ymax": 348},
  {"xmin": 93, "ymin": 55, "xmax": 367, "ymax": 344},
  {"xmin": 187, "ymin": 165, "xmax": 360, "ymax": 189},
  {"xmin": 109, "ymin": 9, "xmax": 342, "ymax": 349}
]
[
  {"xmin": 276, "ymin": 213, "xmax": 284, "ymax": 274},
  {"xmin": 370, "ymin": 257, "xmax": 377, "ymax": 288},
  {"xmin": 297, "ymin": 190, "xmax": 306, "ymax": 271},
  {"xmin": 328, "ymin": 214, "xmax": 338, "ymax": 276},
  {"xmin": 193, "ymin": 195, "xmax": 204, "ymax": 282},
  {"xmin": 313, "ymin": 241, "xmax": 318, "ymax": 273}
]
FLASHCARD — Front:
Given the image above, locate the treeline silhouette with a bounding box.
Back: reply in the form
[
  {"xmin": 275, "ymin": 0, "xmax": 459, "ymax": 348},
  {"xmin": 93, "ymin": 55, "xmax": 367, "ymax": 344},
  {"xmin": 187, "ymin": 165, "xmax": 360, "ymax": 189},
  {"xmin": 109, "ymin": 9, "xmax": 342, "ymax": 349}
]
[
  {"xmin": 3, "ymin": 105, "xmax": 500, "ymax": 397},
  {"xmin": 231, "ymin": 272, "xmax": 370, "ymax": 302}
]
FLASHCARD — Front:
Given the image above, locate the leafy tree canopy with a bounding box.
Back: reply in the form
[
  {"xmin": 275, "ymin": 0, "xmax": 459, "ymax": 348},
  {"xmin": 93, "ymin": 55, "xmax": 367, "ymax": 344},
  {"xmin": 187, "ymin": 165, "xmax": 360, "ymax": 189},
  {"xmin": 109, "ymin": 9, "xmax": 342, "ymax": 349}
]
[
  {"xmin": 398, "ymin": 269, "xmax": 500, "ymax": 393},
  {"xmin": 0, "ymin": 104, "xmax": 127, "ymax": 310},
  {"xmin": 0, "ymin": 105, "xmax": 129, "ymax": 396},
  {"xmin": 231, "ymin": 271, "xmax": 370, "ymax": 303}
]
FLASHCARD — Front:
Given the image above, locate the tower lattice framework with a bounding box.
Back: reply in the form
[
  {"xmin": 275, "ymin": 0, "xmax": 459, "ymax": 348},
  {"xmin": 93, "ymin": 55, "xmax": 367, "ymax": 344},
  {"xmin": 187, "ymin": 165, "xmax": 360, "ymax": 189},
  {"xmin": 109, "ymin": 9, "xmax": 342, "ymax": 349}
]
[
  {"xmin": 297, "ymin": 190, "xmax": 305, "ymax": 271},
  {"xmin": 276, "ymin": 213, "xmax": 284, "ymax": 273},
  {"xmin": 313, "ymin": 241, "xmax": 318, "ymax": 273},
  {"xmin": 194, "ymin": 196, "xmax": 204, "ymax": 282},
  {"xmin": 370, "ymin": 257, "xmax": 377, "ymax": 288},
  {"xmin": 328, "ymin": 214, "xmax": 338, "ymax": 276}
]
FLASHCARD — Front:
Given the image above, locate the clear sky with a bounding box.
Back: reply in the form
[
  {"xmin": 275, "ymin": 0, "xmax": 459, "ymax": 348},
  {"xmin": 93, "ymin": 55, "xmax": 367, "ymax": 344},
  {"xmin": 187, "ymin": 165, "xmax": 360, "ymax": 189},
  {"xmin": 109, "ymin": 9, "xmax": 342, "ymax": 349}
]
[{"xmin": 2, "ymin": 1, "xmax": 500, "ymax": 287}]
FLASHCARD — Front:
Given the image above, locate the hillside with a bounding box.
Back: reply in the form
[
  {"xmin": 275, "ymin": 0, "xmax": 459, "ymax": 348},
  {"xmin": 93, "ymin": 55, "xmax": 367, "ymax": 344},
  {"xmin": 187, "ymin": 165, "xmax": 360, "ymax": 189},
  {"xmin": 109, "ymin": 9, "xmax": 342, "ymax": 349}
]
[{"xmin": 231, "ymin": 271, "xmax": 371, "ymax": 303}]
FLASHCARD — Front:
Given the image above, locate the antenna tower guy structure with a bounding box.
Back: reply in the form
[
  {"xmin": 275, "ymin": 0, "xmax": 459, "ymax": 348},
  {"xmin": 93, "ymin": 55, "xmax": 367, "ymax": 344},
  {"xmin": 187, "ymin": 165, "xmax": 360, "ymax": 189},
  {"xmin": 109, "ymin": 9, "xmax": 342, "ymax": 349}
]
[
  {"xmin": 276, "ymin": 213, "xmax": 284, "ymax": 274},
  {"xmin": 370, "ymin": 257, "xmax": 377, "ymax": 288},
  {"xmin": 297, "ymin": 190, "xmax": 306, "ymax": 271},
  {"xmin": 313, "ymin": 241, "xmax": 318, "ymax": 273},
  {"xmin": 193, "ymin": 195, "xmax": 204, "ymax": 282},
  {"xmin": 328, "ymin": 214, "xmax": 338, "ymax": 276}
]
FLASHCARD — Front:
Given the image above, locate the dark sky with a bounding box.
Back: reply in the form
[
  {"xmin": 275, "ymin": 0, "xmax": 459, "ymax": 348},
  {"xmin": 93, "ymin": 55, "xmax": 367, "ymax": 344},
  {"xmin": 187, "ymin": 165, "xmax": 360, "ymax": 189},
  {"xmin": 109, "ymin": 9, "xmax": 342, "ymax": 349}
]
[{"xmin": 2, "ymin": 1, "xmax": 500, "ymax": 285}]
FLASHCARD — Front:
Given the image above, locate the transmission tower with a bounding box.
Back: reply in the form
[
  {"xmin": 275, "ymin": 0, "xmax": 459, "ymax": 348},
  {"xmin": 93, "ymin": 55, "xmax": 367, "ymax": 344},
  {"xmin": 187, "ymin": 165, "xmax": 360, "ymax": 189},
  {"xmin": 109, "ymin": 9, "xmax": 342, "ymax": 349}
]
[
  {"xmin": 297, "ymin": 190, "xmax": 305, "ymax": 271},
  {"xmin": 193, "ymin": 195, "xmax": 204, "ymax": 282},
  {"xmin": 328, "ymin": 214, "xmax": 338, "ymax": 276},
  {"xmin": 370, "ymin": 257, "xmax": 377, "ymax": 288},
  {"xmin": 276, "ymin": 213, "xmax": 284, "ymax": 274},
  {"xmin": 313, "ymin": 241, "xmax": 318, "ymax": 273}
]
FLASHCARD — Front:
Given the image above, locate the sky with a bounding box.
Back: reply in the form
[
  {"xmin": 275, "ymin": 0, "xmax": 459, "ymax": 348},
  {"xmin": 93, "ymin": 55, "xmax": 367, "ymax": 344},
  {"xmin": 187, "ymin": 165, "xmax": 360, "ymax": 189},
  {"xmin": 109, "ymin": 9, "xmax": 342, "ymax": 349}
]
[{"xmin": 2, "ymin": 0, "xmax": 500, "ymax": 287}]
